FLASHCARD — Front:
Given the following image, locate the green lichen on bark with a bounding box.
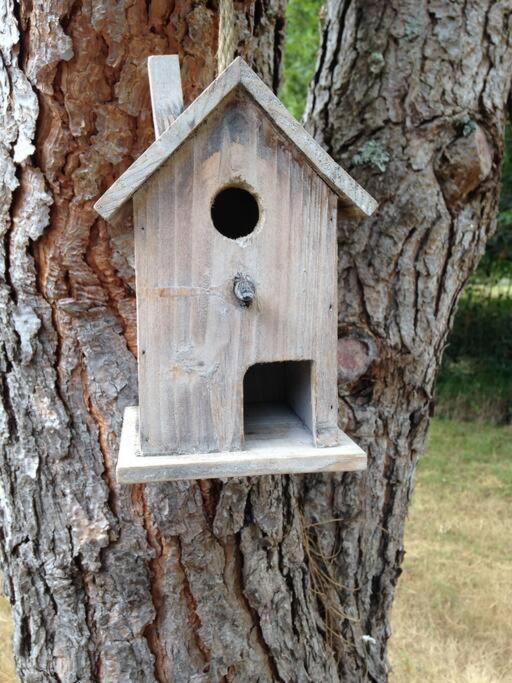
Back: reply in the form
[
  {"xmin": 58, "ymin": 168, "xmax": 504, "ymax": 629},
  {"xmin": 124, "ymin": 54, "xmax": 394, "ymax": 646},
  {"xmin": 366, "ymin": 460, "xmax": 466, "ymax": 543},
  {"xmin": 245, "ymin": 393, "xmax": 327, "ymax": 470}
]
[{"xmin": 351, "ymin": 140, "xmax": 391, "ymax": 173}]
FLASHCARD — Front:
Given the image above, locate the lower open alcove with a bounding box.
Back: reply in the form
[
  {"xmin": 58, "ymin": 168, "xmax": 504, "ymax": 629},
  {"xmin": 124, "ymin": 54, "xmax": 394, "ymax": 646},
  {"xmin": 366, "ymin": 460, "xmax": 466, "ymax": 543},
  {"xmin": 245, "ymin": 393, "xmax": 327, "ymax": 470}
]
[{"xmin": 243, "ymin": 360, "xmax": 314, "ymax": 445}]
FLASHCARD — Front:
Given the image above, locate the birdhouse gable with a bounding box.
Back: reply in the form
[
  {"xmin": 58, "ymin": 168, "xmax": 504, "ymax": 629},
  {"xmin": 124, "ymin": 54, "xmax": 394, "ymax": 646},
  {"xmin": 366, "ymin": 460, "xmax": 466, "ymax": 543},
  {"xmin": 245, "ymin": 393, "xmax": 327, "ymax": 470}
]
[
  {"xmin": 94, "ymin": 58, "xmax": 377, "ymax": 222},
  {"xmin": 131, "ymin": 87, "xmax": 338, "ymax": 251}
]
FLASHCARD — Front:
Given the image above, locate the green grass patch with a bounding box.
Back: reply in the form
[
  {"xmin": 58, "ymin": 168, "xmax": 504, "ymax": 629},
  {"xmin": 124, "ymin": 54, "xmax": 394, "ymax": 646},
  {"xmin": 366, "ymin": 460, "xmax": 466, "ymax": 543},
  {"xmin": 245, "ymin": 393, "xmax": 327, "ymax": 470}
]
[{"xmin": 421, "ymin": 418, "xmax": 512, "ymax": 497}]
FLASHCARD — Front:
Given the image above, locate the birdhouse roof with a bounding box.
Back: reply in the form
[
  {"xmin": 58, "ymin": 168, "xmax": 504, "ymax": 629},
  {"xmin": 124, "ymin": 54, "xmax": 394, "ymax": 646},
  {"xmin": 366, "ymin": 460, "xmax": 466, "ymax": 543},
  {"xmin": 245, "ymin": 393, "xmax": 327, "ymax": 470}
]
[{"xmin": 94, "ymin": 58, "xmax": 377, "ymax": 221}]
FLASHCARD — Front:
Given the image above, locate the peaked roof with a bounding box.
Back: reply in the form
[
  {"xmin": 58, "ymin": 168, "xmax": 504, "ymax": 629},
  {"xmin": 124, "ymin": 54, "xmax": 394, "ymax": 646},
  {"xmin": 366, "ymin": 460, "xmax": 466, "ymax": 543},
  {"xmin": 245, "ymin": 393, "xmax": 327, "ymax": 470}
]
[{"xmin": 94, "ymin": 58, "xmax": 377, "ymax": 221}]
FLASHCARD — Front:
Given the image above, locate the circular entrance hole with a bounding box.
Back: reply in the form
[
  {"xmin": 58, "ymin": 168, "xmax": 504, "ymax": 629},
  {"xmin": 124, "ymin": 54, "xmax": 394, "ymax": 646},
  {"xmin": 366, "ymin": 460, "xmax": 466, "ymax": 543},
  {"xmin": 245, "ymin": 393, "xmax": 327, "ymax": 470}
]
[{"xmin": 211, "ymin": 186, "xmax": 259, "ymax": 239}]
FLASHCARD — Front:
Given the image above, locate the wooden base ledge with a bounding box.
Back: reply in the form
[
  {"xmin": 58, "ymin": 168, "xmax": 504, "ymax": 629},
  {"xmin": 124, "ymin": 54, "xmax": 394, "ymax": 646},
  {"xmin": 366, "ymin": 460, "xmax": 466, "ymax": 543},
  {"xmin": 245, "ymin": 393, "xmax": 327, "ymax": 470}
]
[{"xmin": 117, "ymin": 406, "xmax": 367, "ymax": 483}]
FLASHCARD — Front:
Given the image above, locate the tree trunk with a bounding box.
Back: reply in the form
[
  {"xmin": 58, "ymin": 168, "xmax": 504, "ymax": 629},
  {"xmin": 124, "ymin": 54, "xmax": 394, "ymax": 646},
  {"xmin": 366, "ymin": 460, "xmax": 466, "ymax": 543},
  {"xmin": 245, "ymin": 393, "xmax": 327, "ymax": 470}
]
[
  {"xmin": 304, "ymin": 0, "xmax": 512, "ymax": 679},
  {"xmin": 0, "ymin": 2, "xmax": 510, "ymax": 683}
]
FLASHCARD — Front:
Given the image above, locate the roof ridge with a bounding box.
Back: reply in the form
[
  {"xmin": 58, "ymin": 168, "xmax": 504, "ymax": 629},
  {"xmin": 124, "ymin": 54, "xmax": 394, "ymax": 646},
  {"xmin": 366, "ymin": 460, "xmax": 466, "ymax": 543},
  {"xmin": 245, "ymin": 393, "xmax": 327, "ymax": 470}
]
[{"xmin": 94, "ymin": 57, "xmax": 377, "ymax": 221}]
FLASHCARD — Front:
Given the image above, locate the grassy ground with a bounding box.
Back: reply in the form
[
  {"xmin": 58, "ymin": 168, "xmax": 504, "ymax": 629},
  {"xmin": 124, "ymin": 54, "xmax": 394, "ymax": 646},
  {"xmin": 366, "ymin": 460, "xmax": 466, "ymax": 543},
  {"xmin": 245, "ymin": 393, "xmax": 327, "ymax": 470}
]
[
  {"xmin": 389, "ymin": 418, "xmax": 512, "ymax": 682},
  {"xmin": 435, "ymin": 279, "xmax": 512, "ymax": 425},
  {"xmin": 0, "ymin": 596, "xmax": 15, "ymax": 683},
  {"xmin": 436, "ymin": 358, "xmax": 512, "ymax": 424},
  {"xmin": 1, "ymin": 420, "xmax": 510, "ymax": 682}
]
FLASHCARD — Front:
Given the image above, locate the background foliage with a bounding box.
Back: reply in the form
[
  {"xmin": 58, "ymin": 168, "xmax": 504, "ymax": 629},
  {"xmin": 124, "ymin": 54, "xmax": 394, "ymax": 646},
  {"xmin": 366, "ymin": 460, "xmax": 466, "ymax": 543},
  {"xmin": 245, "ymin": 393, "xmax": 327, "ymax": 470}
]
[{"xmin": 280, "ymin": 0, "xmax": 324, "ymax": 119}]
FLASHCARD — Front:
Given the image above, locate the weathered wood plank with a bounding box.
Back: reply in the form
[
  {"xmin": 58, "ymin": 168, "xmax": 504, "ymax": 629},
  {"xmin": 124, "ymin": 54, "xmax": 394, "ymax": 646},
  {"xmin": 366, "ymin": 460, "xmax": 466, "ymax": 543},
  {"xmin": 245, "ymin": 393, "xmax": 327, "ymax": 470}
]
[
  {"xmin": 134, "ymin": 92, "xmax": 341, "ymax": 456},
  {"xmin": 94, "ymin": 58, "xmax": 377, "ymax": 221},
  {"xmin": 117, "ymin": 407, "xmax": 366, "ymax": 483},
  {"xmin": 148, "ymin": 55, "xmax": 184, "ymax": 138}
]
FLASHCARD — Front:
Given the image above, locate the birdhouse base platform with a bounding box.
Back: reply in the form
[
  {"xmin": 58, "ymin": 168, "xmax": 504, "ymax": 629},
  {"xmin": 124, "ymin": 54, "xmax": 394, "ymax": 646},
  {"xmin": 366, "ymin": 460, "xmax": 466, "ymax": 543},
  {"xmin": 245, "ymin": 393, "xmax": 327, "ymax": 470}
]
[{"xmin": 117, "ymin": 405, "xmax": 367, "ymax": 483}]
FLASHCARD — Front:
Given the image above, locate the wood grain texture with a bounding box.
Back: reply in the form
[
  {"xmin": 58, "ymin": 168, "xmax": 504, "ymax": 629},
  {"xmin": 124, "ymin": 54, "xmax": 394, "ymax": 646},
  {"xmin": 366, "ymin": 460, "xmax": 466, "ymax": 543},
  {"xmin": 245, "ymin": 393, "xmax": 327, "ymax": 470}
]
[
  {"xmin": 94, "ymin": 58, "xmax": 377, "ymax": 221},
  {"xmin": 134, "ymin": 91, "xmax": 341, "ymax": 455},
  {"xmin": 117, "ymin": 406, "xmax": 366, "ymax": 483},
  {"xmin": 148, "ymin": 56, "xmax": 184, "ymax": 138}
]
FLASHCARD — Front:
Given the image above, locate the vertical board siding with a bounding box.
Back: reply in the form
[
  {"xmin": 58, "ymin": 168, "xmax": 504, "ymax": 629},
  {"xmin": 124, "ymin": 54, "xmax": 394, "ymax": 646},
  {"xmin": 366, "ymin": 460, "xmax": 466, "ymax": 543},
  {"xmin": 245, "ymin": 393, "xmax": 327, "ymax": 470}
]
[{"xmin": 134, "ymin": 92, "xmax": 339, "ymax": 455}]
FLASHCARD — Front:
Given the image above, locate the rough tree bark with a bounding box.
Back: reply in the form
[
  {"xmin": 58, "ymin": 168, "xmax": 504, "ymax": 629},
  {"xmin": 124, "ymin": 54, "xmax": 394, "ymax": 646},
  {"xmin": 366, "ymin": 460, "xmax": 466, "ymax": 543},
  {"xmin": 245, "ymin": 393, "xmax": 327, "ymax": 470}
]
[
  {"xmin": 0, "ymin": 1, "xmax": 510, "ymax": 683},
  {"xmin": 305, "ymin": 0, "xmax": 512, "ymax": 678}
]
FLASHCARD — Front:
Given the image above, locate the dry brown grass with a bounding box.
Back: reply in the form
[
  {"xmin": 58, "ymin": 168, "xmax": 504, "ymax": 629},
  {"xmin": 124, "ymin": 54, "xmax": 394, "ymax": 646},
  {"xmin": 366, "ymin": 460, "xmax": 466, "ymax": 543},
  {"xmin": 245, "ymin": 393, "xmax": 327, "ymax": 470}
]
[
  {"xmin": 0, "ymin": 596, "xmax": 16, "ymax": 683},
  {"xmin": 389, "ymin": 419, "xmax": 512, "ymax": 682}
]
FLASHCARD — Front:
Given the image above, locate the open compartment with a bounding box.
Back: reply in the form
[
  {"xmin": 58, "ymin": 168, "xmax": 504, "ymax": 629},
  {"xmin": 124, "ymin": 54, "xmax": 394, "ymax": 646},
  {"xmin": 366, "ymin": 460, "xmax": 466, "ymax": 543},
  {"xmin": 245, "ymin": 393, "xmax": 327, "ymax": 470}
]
[{"xmin": 243, "ymin": 361, "xmax": 314, "ymax": 447}]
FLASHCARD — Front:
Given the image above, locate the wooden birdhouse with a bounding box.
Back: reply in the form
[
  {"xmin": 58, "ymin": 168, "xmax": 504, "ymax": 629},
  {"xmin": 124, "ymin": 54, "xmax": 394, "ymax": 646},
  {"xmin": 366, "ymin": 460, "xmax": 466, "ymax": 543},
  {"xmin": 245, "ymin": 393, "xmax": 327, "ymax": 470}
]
[{"xmin": 95, "ymin": 56, "xmax": 377, "ymax": 483}]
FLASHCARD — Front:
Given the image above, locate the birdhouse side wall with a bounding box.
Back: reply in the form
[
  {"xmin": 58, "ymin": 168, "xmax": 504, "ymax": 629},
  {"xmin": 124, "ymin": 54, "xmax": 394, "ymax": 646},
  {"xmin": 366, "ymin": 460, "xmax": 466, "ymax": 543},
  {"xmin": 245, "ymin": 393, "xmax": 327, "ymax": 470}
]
[{"xmin": 134, "ymin": 93, "xmax": 339, "ymax": 455}]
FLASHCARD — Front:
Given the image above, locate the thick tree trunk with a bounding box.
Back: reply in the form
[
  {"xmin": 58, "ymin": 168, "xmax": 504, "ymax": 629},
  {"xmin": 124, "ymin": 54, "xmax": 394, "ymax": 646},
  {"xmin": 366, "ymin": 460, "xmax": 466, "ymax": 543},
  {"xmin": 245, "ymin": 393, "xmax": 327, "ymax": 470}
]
[
  {"xmin": 0, "ymin": 2, "xmax": 510, "ymax": 683},
  {"xmin": 304, "ymin": 0, "xmax": 512, "ymax": 679}
]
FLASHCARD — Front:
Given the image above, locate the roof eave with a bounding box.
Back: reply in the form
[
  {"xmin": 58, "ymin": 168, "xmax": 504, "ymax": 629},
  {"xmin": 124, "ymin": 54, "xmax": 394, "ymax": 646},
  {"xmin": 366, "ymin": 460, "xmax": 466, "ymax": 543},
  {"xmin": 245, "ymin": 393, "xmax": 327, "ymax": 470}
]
[
  {"xmin": 238, "ymin": 61, "xmax": 377, "ymax": 218},
  {"xmin": 94, "ymin": 59, "xmax": 243, "ymax": 221},
  {"xmin": 94, "ymin": 57, "xmax": 377, "ymax": 221}
]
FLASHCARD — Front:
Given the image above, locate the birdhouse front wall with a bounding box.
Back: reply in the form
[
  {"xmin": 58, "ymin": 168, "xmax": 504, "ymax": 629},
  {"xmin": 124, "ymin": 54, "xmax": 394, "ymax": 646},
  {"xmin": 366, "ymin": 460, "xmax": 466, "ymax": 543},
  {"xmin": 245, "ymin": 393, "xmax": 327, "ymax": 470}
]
[{"xmin": 134, "ymin": 91, "xmax": 340, "ymax": 456}]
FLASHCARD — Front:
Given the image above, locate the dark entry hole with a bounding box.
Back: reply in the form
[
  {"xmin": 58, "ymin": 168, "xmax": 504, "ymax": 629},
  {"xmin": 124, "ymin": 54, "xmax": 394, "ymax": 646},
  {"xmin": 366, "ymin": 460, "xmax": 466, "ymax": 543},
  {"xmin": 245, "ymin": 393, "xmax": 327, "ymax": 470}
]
[
  {"xmin": 243, "ymin": 361, "xmax": 313, "ymax": 442},
  {"xmin": 211, "ymin": 187, "xmax": 259, "ymax": 239}
]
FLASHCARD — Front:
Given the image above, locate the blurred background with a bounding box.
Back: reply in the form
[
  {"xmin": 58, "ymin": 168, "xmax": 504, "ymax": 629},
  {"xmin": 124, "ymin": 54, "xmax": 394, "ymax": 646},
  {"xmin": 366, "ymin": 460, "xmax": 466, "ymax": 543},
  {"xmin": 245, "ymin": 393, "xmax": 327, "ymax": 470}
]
[{"xmin": 1, "ymin": 2, "xmax": 511, "ymax": 681}]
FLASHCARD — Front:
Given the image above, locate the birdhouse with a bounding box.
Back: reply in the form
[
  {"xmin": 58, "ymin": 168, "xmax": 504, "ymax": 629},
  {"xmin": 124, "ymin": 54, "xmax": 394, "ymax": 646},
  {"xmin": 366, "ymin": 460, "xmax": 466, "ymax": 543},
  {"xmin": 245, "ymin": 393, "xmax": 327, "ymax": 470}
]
[{"xmin": 95, "ymin": 56, "xmax": 377, "ymax": 483}]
